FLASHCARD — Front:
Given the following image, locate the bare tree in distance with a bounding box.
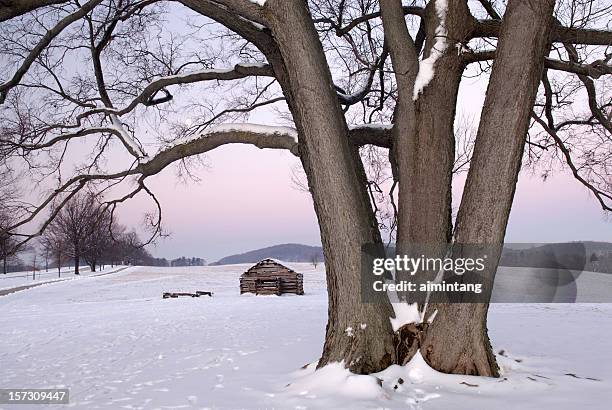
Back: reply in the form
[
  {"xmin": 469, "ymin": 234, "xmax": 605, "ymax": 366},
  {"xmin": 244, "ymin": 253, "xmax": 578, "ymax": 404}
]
[
  {"xmin": 1, "ymin": 0, "xmax": 611, "ymax": 376},
  {"xmin": 83, "ymin": 209, "xmax": 116, "ymax": 272},
  {"xmin": 45, "ymin": 192, "xmax": 107, "ymax": 274},
  {"xmin": 0, "ymin": 165, "xmax": 24, "ymax": 273},
  {"xmin": 0, "ymin": 210, "xmax": 19, "ymax": 274},
  {"xmin": 39, "ymin": 233, "xmax": 68, "ymax": 277},
  {"xmin": 310, "ymin": 253, "xmax": 320, "ymax": 269}
]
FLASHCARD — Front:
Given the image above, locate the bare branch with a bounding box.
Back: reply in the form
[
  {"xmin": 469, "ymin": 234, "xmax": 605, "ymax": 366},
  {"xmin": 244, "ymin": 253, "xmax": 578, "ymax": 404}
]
[
  {"xmin": 0, "ymin": 0, "xmax": 104, "ymax": 104},
  {"xmin": 348, "ymin": 124, "xmax": 392, "ymax": 148},
  {"xmin": 101, "ymin": 63, "xmax": 275, "ymax": 116},
  {"xmin": 314, "ymin": 5, "xmax": 424, "ymax": 37},
  {"xmin": 463, "ymin": 50, "xmax": 612, "ymax": 78},
  {"xmin": 473, "ymin": 19, "xmax": 612, "ymax": 46},
  {"xmin": 531, "ymin": 112, "xmax": 612, "ymax": 211}
]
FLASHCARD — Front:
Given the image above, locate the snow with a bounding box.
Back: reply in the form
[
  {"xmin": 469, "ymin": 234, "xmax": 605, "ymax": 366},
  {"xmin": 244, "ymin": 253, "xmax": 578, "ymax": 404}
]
[
  {"xmin": 455, "ymin": 42, "xmax": 469, "ymax": 56},
  {"xmin": 249, "ymin": 0, "xmax": 266, "ymax": 6},
  {"xmin": 0, "ymin": 265, "xmax": 126, "ymax": 292},
  {"xmin": 413, "ymin": 0, "xmax": 449, "ymax": 100},
  {"xmin": 160, "ymin": 123, "xmax": 299, "ymax": 151},
  {"xmin": 208, "ymin": 123, "xmax": 298, "ymax": 140},
  {"xmin": 1, "ymin": 263, "xmax": 611, "ymax": 409},
  {"xmin": 349, "ymin": 123, "xmax": 393, "ymax": 130},
  {"xmin": 286, "ymin": 361, "xmax": 386, "ymax": 401},
  {"xmin": 155, "ymin": 63, "xmax": 268, "ymax": 82},
  {"xmin": 109, "ymin": 115, "xmax": 148, "ymax": 159},
  {"xmin": 390, "ymin": 301, "xmax": 421, "ymax": 331}
]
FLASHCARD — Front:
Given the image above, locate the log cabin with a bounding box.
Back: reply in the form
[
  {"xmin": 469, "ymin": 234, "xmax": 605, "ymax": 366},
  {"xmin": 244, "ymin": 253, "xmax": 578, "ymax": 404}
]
[{"xmin": 239, "ymin": 259, "xmax": 304, "ymax": 295}]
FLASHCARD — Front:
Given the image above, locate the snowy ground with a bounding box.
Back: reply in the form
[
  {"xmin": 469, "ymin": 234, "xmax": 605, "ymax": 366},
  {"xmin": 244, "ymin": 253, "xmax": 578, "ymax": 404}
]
[
  {"xmin": 0, "ymin": 265, "xmax": 125, "ymax": 292},
  {"xmin": 0, "ymin": 263, "xmax": 610, "ymax": 409}
]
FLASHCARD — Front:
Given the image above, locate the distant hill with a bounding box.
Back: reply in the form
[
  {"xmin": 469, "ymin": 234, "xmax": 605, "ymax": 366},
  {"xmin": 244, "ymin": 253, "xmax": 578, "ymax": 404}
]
[
  {"xmin": 500, "ymin": 241, "xmax": 612, "ymax": 273},
  {"xmin": 211, "ymin": 243, "xmax": 323, "ymax": 265},
  {"xmin": 210, "ymin": 241, "xmax": 612, "ymax": 272}
]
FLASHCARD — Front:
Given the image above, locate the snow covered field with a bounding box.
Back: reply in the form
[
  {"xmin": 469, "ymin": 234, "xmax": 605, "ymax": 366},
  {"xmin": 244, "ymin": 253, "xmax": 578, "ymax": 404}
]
[
  {"xmin": 0, "ymin": 265, "xmax": 126, "ymax": 292},
  {"xmin": 0, "ymin": 263, "xmax": 611, "ymax": 409}
]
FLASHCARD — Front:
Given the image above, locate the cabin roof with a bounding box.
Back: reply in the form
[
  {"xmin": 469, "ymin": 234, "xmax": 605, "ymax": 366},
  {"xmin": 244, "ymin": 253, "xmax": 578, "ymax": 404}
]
[{"xmin": 241, "ymin": 258, "xmax": 297, "ymax": 276}]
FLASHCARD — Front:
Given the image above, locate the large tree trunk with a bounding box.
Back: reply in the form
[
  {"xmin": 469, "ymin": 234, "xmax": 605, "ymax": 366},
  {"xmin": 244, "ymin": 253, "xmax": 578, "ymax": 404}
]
[
  {"xmin": 421, "ymin": 0, "xmax": 556, "ymax": 377},
  {"xmin": 381, "ymin": 0, "xmax": 473, "ymax": 364},
  {"xmin": 396, "ymin": 0, "xmax": 471, "ymax": 248},
  {"xmin": 265, "ymin": 0, "xmax": 396, "ymax": 374}
]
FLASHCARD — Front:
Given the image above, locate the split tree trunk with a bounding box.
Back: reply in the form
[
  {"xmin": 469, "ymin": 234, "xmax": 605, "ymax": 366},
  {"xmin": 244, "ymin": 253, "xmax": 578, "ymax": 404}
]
[
  {"xmin": 395, "ymin": 0, "xmax": 472, "ymax": 248},
  {"xmin": 265, "ymin": 0, "xmax": 396, "ymax": 374},
  {"xmin": 381, "ymin": 0, "xmax": 473, "ymax": 365},
  {"xmin": 421, "ymin": 0, "xmax": 556, "ymax": 377}
]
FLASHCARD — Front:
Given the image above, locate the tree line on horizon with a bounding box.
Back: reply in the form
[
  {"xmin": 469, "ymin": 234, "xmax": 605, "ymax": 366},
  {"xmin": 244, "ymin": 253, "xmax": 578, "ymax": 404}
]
[{"xmin": 0, "ymin": 191, "xmax": 167, "ymax": 274}]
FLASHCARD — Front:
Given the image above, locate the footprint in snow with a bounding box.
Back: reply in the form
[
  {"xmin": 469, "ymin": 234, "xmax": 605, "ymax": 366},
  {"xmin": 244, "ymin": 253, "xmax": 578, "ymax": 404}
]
[{"xmin": 405, "ymin": 388, "xmax": 441, "ymax": 408}]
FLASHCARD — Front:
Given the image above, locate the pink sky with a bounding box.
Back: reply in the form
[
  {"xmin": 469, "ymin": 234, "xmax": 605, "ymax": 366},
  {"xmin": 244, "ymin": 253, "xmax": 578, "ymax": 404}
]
[{"xmin": 115, "ymin": 143, "xmax": 612, "ymax": 263}]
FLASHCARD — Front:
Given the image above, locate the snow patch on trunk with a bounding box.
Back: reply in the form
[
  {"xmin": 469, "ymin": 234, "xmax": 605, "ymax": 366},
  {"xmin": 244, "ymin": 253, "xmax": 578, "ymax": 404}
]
[
  {"xmin": 413, "ymin": 0, "xmax": 449, "ymax": 100},
  {"xmin": 390, "ymin": 301, "xmax": 421, "ymax": 332}
]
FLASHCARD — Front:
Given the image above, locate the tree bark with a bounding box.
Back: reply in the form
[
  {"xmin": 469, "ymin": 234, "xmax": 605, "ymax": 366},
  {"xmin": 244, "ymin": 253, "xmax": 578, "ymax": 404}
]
[
  {"xmin": 74, "ymin": 254, "xmax": 79, "ymax": 275},
  {"xmin": 0, "ymin": 0, "xmax": 65, "ymax": 22},
  {"xmin": 381, "ymin": 0, "xmax": 474, "ymax": 365},
  {"xmin": 396, "ymin": 0, "xmax": 472, "ymax": 248},
  {"xmin": 421, "ymin": 0, "xmax": 556, "ymax": 377},
  {"xmin": 265, "ymin": 0, "xmax": 396, "ymax": 374}
]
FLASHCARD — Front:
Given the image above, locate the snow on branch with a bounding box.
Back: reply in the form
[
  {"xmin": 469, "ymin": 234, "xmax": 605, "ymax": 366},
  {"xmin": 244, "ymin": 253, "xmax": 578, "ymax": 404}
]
[
  {"xmin": 413, "ymin": 0, "xmax": 448, "ymax": 101},
  {"xmin": 108, "ymin": 114, "xmax": 148, "ymax": 159},
  {"xmin": 8, "ymin": 121, "xmax": 397, "ymax": 248},
  {"xmin": 140, "ymin": 124, "xmax": 300, "ymax": 175}
]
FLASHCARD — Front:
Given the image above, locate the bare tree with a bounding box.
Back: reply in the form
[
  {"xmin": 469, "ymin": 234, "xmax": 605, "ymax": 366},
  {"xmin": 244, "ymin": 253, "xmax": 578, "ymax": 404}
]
[
  {"xmin": 0, "ymin": 210, "xmax": 19, "ymax": 274},
  {"xmin": 82, "ymin": 209, "xmax": 115, "ymax": 272},
  {"xmin": 39, "ymin": 233, "xmax": 67, "ymax": 276},
  {"xmin": 310, "ymin": 253, "xmax": 320, "ymax": 269},
  {"xmin": 45, "ymin": 193, "xmax": 105, "ymax": 274},
  {"xmin": 1, "ymin": 0, "xmax": 611, "ymax": 376},
  {"xmin": 0, "ymin": 166, "xmax": 22, "ymax": 273}
]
